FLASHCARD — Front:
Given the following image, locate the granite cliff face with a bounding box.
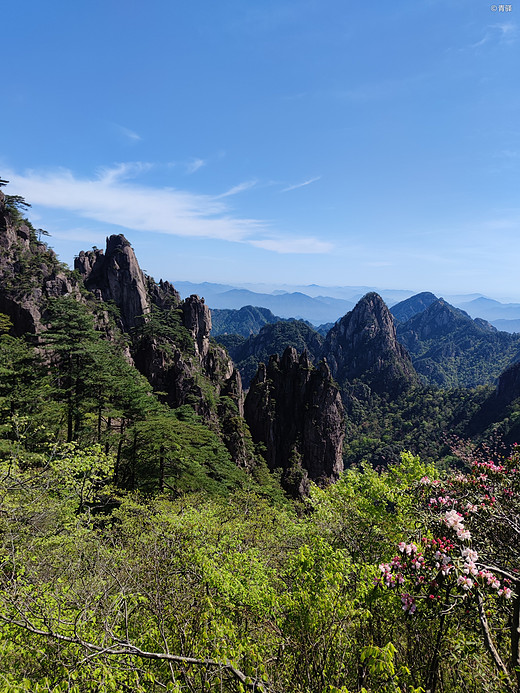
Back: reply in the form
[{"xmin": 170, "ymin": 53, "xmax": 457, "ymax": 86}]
[
  {"xmin": 76, "ymin": 235, "xmax": 245, "ymax": 425},
  {"xmin": 75, "ymin": 235, "xmax": 150, "ymax": 331},
  {"xmin": 244, "ymin": 347, "xmax": 345, "ymax": 495},
  {"xmin": 222, "ymin": 319, "xmax": 324, "ymax": 390},
  {"xmin": 0, "ymin": 198, "xmax": 251, "ymax": 468},
  {"xmin": 321, "ymin": 292, "xmax": 418, "ymax": 396},
  {"xmin": 0, "ymin": 191, "xmax": 81, "ymax": 335}
]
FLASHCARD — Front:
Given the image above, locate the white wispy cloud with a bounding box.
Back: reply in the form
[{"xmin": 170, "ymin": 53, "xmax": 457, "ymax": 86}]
[
  {"xmin": 97, "ymin": 161, "xmax": 154, "ymax": 184},
  {"xmin": 186, "ymin": 158, "xmax": 206, "ymax": 174},
  {"xmin": 471, "ymin": 22, "xmax": 517, "ymax": 48},
  {"xmin": 249, "ymin": 237, "xmax": 332, "ymax": 254},
  {"xmin": 215, "ymin": 180, "xmax": 257, "ymax": 198},
  {"xmin": 116, "ymin": 125, "xmax": 142, "ymax": 142},
  {"xmin": 281, "ymin": 176, "xmax": 321, "ymax": 193},
  {"xmin": 4, "ymin": 166, "xmax": 332, "ymax": 255}
]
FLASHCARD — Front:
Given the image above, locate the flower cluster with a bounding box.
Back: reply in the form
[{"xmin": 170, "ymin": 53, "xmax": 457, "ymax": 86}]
[
  {"xmin": 377, "ymin": 533, "xmax": 513, "ymax": 615},
  {"xmin": 444, "ymin": 509, "xmax": 471, "ymax": 541},
  {"xmin": 378, "ymin": 449, "xmax": 519, "ymax": 616}
]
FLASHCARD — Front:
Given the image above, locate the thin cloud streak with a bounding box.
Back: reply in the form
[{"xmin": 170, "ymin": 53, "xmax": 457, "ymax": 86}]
[
  {"xmin": 249, "ymin": 237, "xmax": 332, "ymax": 254},
  {"xmin": 4, "ymin": 167, "xmax": 332, "ymax": 255},
  {"xmin": 470, "ymin": 22, "xmax": 517, "ymax": 48},
  {"xmin": 215, "ymin": 180, "xmax": 257, "ymax": 198},
  {"xmin": 116, "ymin": 125, "xmax": 142, "ymax": 142},
  {"xmin": 186, "ymin": 158, "xmax": 206, "ymax": 174},
  {"xmin": 97, "ymin": 162, "xmax": 154, "ymax": 184},
  {"xmin": 281, "ymin": 176, "xmax": 321, "ymax": 192}
]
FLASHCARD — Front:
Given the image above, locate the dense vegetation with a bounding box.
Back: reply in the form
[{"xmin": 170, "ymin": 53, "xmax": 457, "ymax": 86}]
[
  {"xmin": 1, "ymin": 432, "xmax": 519, "ymax": 692},
  {"xmin": 216, "ymin": 320, "xmax": 324, "ymax": 389},
  {"xmin": 210, "ymin": 305, "xmax": 288, "ymax": 337},
  {"xmin": 396, "ymin": 300, "xmax": 520, "ymax": 388}
]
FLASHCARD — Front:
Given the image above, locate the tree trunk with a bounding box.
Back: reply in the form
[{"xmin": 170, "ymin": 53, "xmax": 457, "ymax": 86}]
[{"xmin": 425, "ymin": 607, "xmax": 446, "ymax": 692}]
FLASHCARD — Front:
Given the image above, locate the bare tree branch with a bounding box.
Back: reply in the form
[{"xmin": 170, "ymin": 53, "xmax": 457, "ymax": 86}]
[
  {"xmin": 0, "ymin": 614, "xmax": 269, "ymax": 691},
  {"xmin": 476, "ymin": 591, "xmax": 514, "ymax": 690}
]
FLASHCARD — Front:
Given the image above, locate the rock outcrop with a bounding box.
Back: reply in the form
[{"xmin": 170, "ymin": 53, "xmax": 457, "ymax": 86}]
[
  {"xmin": 321, "ymin": 292, "xmax": 418, "ymax": 396},
  {"xmin": 224, "ymin": 319, "xmax": 324, "ymax": 390},
  {"xmin": 75, "ymin": 236, "xmax": 240, "ymax": 408},
  {"xmin": 75, "ymin": 235, "xmax": 150, "ymax": 331},
  {"xmin": 182, "ymin": 294, "xmax": 212, "ymax": 362},
  {"xmin": 0, "ymin": 191, "xmax": 81, "ymax": 335},
  {"xmin": 244, "ymin": 347, "xmax": 345, "ymax": 495}
]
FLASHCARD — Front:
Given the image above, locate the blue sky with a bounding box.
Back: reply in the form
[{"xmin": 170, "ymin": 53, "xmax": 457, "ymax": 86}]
[{"xmin": 1, "ymin": 0, "xmax": 519, "ymax": 299}]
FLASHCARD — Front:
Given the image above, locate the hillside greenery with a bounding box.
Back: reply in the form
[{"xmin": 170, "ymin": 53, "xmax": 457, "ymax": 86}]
[
  {"xmin": 0, "ymin": 305, "xmax": 279, "ymax": 501},
  {"xmin": 397, "ymin": 301, "xmax": 520, "ymax": 388},
  {"xmin": 0, "ymin": 437, "xmax": 518, "ymax": 692},
  {"xmin": 210, "ymin": 305, "xmax": 287, "ymax": 337},
  {"xmin": 216, "ymin": 319, "xmax": 324, "ymax": 389}
]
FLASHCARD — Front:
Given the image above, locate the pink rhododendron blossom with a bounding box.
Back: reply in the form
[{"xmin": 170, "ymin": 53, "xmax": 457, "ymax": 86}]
[
  {"xmin": 463, "ymin": 561, "xmax": 478, "ymax": 576},
  {"xmin": 462, "ymin": 548, "xmax": 478, "ymax": 562},
  {"xmin": 457, "ymin": 575, "xmax": 473, "ymax": 590},
  {"xmin": 456, "ymin": 527, "xmax": 471, "ymax": 540},
  {"xmin": 444, "ymin": 509, "xmax": 464, "ymax": 528},
  {"xmin": 400, "ymin": 593, "xmax": 416, "ymax": 614}
]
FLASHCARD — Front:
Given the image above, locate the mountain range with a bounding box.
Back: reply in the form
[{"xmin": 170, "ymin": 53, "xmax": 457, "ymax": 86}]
[{"xmin": 176, "ymin": 281, "xmax": 520, "ymax": 333}]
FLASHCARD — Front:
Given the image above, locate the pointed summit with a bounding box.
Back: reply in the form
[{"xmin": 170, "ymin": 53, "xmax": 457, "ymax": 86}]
[
  {"xmin": 397, "ymin": 299, "xmax": 485, "ymax": 340},
  {"xmin": 396, "ymin": 298, "xmax": 518, "ymax": 387},
  {"xmin": 322, "ymin": 292, "xmax": 418, "ymax": 395},
  {"xmin": 75, "ymin": 234, "xmax": 150, "ymax": 331},
  {"xmin": 391, "ymin": 291, "xmax": 438, "ymax": 323}
]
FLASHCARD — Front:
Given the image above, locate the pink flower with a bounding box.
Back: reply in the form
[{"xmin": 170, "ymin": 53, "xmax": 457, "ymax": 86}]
[
  {"xmin": 456, "ymin": 527, "xmax": 471, "ymax": 541},
  {"xmin": 457, "ymin": 575, "xmax": 474, "ymax": 591},
  {"xmin": 463, "ymin": 561, "xmax": 478, "ymax": 576},
  {"xmin": 462, "ymin": 548, "xmax": 478, "ymax": 562},
  {"xmin": 444, "ymin": 509, "xmax": 464, "ymax": 528}
]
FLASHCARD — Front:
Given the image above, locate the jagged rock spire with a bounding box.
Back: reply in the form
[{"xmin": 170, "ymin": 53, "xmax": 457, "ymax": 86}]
[
  {"xmin": 244, "ymin": 346, "xmax": 345, "ymax": 495},
  {"xmin": 75, "ymin": 234, "xmax": 150, "ymax": 331},
  {"xmin": 321, "ymin": 292, "xmax": 418, "ymax": 396}
]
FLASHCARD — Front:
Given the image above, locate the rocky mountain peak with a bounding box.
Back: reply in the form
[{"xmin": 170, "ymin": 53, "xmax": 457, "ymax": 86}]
[
  {"xmin": 322, "ymin": 292, "xmax": 418, "ymax": 395},
  {"xmin": 0, "ymin": 191, "xmax": 80, "ymax": 335},
  {"xmin": 244, "ymin": 346, "xmax": 345, "ymax": 495},
  {"xmin": 182, "ymin": 294, "xmax": 211, "ymax": 359},
  {"xmin": 75, "ymin": 234, "xmax": 150, "ymax": 331},
  {"xmin": 399, "ymin": 299, "xmax": 494, "ymax": 341},
  {"xmin": 391, "ymin": 291, "xmax": 438, "ymax": 323}
]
